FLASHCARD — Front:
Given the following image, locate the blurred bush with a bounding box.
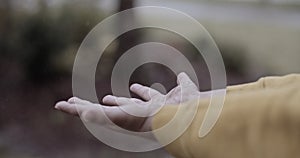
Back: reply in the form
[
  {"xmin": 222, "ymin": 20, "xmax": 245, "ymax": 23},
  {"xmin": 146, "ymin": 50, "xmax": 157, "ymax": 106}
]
[{"xmin": 0, "ymin": 1, "xmax": 105, "ymax": 84}]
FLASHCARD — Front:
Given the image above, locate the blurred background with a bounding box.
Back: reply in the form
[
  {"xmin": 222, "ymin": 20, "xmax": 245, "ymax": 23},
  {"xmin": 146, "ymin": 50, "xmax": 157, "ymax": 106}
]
[{"xmin": 1, "ymin": 0, "xmax": 300, "ymax": 157}]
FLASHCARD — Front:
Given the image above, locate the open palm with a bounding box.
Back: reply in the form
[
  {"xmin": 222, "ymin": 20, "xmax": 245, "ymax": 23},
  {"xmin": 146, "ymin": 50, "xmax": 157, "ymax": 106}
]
[{"xmin": 55, "ymin": 72, "xmax": 203, "ymax": 132}]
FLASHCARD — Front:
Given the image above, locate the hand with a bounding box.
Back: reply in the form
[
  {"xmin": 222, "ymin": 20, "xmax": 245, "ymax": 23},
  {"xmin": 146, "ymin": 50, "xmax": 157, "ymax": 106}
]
[{"xmin": 55, "ymin": 72, "xmax": 204, "ymax": 132}]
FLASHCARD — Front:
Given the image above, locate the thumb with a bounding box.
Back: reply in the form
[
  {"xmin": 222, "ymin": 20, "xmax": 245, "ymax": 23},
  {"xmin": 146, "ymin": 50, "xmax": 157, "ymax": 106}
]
[{"xmin": 177, "ymin": 72, "xmax": 198, "ymax": 89}]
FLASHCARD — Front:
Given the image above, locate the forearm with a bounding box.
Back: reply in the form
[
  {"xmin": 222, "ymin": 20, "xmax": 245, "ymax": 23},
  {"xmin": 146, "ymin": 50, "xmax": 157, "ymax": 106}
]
[{"xmin": 152, "ymin": 75, "xmax": 300, "ymax": 158}]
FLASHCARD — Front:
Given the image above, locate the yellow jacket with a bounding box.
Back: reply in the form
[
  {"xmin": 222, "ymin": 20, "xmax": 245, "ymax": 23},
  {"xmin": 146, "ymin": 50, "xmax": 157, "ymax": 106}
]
[{"xmin": 152, "ymin": 74, "xmax": 300, "ymax": 158}]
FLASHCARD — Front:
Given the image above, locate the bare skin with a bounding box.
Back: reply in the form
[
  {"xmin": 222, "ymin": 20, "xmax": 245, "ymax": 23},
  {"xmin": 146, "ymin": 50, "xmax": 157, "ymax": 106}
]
[{"xmin": 55, "ymin": 72, "xmax": 209, "ymax": 132}]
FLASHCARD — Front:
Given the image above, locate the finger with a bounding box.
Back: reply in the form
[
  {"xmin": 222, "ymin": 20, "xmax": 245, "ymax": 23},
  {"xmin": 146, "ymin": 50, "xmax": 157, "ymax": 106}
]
[
  {"xmin": 177, "ymin": 72, "xmax": 198, "ymax": 89},
  {"xmin": 130, "ymin": 83, "xmax": 161, "ymax": 101},
  {"xmin": 115, "ymin": 97, "xmax": 143, "ymax": 105},
  {"xmin": 103, "ymin": 95, "xmax": 144, "ymax": 106},
  {"xmin": 56, "ymin": 100, "xmax": 149, "ymax": 131},
  {"xmin": 56, "ymin": 99, "xmax": 126, "ymax": 125},
  {"xmin": 57, "ymin": 100, "xmax": 108, "ymax": 123},
  {"xmin": 55, "ymin": 101, "xmax": 79, "ymax": 116},
  {"xmin": 103, "ymin": 95, "xmax": 129, "ymax": 105},
  {"xmin": 56, "ymin": 100, "xmax": 98, "ymax": 116},
  {"xmin": 61, "ymin": 102, "xmax": 132, "ymax": 127},
  {"xmin": 68, "ymin": 97, "xmax": 91, "ymax": 105},
  {"xmin": 102, "ymin": 95, "xmax": 117, "ymax": 105}
]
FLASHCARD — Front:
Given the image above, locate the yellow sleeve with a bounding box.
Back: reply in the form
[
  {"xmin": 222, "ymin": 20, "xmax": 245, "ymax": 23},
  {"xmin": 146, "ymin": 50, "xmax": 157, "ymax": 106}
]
[
  {"xmin": 227, "ymin": 73, "xmax": 300, "ymax": 93},
  {"xmin": 152, "ymin": 74, "xmax": 300, "ymax": 158}
]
